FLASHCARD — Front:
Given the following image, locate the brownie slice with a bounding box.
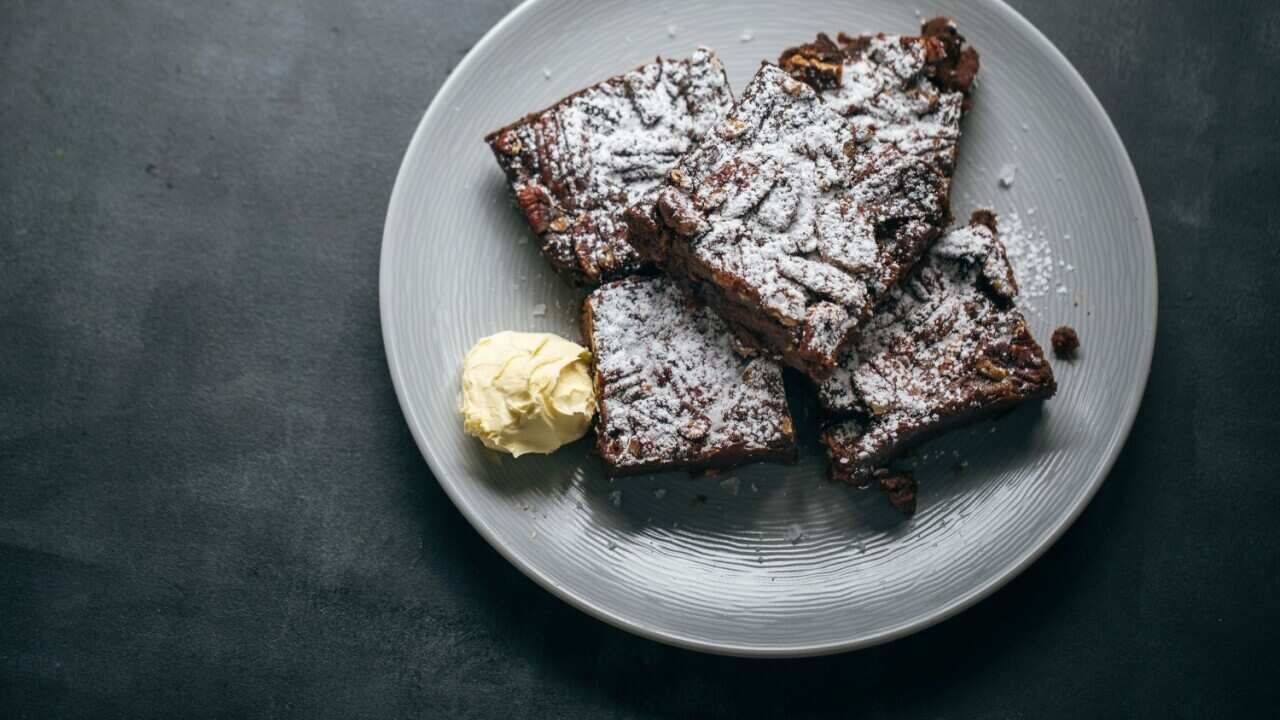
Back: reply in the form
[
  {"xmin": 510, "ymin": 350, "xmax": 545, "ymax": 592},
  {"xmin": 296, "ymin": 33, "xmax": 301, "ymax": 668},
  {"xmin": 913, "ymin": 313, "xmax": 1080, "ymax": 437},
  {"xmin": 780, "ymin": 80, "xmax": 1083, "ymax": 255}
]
[
  {"xmin": 819, "ymin": 211, "xmax": 1057, "ymax": 483},
  {"xmin": 626, "ymin": 64, "xmax": 948, "ymax": 381},
  {"xmin": 486, "ymin": 49, "xmax": 734, "ymax": 286},
  {"xmin": 582, "ymin": 276, "xmax": 796, "ymax": 476},
  {"xmin": 779, "ymin": 17, "xmax": 979, "ymax": 179}
]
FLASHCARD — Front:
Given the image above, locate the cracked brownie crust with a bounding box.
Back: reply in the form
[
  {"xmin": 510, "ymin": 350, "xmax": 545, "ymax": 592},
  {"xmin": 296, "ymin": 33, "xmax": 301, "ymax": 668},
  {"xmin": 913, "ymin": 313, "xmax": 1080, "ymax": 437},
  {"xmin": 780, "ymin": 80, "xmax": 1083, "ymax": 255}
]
[
  {"xmin": 626, "ymin": 64, "xmax": 948, "ymax": 381},
  {"xmin": 486, "ymin": 49, "xmax": 734, "ymax": 286},
  {"xmin": 582, "ymin": 276, "xmax": 796, "ymax": 476},
  {"xmin": 819, "ymin": 211, "xmax": 1056, "ymax": 483},
  {"xmin": 778, "ymin": 17, "xmax": 980, "ymax": 178}
]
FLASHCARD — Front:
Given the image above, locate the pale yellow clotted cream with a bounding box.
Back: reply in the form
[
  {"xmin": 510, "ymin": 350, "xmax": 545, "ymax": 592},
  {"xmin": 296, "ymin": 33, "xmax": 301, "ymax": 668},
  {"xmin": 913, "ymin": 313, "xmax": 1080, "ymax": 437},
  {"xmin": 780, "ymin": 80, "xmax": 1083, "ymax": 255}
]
[{"xmin": 459, "ymin": 331, "xmax": 595, "ymax": 456}]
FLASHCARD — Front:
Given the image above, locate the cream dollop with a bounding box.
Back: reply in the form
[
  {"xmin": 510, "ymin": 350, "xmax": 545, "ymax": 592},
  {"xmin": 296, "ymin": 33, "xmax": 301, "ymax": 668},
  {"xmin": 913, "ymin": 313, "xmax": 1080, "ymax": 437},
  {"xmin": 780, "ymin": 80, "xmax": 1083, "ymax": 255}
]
[{"xmin": 459, "ymin": 331, "xmax": 596, "ymax": 457}]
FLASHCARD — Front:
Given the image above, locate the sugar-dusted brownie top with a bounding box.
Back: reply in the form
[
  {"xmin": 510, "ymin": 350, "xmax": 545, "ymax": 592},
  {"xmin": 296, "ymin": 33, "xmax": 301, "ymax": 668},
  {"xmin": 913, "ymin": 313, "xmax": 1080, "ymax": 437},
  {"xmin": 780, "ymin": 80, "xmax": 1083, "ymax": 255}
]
[
  {"xmin": 486, "ymin": 49, "xmax": 734, "ymax": 286},
  {"xmin": 779, "ymin": 17, "xmax": 979, "ymax": 177},
  {"xmin": 819, "ymin": 211, "xmax": 1056, "ymax": 482},
  {"xmin": 626, "ymin": 64, "xmax": 947, "ymax": 380},
  {"xmin": 582, "ymin": 276, "xmax": 796, "ymax": 476}
]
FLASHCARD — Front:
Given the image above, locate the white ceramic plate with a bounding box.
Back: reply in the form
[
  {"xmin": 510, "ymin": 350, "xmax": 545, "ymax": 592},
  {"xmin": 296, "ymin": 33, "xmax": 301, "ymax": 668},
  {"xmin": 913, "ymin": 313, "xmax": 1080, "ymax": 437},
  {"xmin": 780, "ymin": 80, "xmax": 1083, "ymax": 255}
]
[{"xmin": 380, "ymin": 0, "xmax": 1155, "ymax": 656}]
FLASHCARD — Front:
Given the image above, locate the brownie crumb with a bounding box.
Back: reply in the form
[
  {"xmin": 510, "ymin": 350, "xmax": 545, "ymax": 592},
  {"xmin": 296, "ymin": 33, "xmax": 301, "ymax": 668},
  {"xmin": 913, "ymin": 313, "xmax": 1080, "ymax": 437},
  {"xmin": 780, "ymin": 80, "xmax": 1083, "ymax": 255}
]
[
  {"xmin": 878, "ymin": 473, "xmax": 918, "ymax": 516},
  {"xmin": 1051, "ymin": 325, "xmax": 1080, "ymax": 360}
]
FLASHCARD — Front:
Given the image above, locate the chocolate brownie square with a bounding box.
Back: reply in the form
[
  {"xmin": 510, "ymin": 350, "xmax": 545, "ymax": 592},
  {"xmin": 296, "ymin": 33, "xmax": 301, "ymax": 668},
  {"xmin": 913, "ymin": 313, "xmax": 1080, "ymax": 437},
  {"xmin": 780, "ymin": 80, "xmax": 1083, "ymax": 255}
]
[
  {"xmin": 582, "ymin": 276, "xmax": 796, "ymax": 476},
  {"xmin": 818, "ymin": 211, "xmax": 1057, "ymax": 483},
  {"xmin": 626, "ymin": 64, "xmax": 948, "ymax": 380},
  {"xmin": 486, "ymin": 49, "xmax": 734, "ymax": 286}
]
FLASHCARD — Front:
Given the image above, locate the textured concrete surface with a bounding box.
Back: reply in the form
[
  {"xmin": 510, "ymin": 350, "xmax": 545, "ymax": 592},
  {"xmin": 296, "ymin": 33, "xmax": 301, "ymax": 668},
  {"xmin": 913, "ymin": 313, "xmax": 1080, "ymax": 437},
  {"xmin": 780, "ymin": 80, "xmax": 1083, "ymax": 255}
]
[{"xmin": 2, "ymin": 1, "xmax": 1279, "ymax": 717}]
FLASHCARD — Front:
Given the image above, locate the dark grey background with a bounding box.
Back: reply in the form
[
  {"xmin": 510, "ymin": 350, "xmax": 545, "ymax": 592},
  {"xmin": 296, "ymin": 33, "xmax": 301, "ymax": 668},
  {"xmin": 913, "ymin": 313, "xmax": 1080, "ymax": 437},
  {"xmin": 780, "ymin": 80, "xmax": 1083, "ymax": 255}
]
[{"xmin": 3, "ymin": 0, "xmax": 1278, "ymax": 717}]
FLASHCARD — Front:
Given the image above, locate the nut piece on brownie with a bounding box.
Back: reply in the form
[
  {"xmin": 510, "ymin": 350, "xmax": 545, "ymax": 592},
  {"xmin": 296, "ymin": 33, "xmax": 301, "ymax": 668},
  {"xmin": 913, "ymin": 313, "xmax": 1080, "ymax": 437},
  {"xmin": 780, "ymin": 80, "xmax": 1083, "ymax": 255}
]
[
  {"xmin": 819, "ymin": 211, "xmax": 1056, "ymax": 483},
  {"xmin": 625, "ymin": 64, "xmax": 948, "ymax": 381},
  {"xmin": 779, "ymin": 18, "xmax": 980, "ymax": 188},
  {"xmin": 486, "ymin": 49, "xmax": 734, "ymax": 286},
  {"xmin": 582, "ymin": 276, "xmax": 796, "ymax": 476}
]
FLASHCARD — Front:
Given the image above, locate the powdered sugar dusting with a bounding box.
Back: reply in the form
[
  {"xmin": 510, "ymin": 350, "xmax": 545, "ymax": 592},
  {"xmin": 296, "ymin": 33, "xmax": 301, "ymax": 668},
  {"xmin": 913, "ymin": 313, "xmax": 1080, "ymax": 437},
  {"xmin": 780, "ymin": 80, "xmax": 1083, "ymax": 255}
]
[{"xmin": 998, "ymin": 210, "xmax": 1054, "ymax": 310}]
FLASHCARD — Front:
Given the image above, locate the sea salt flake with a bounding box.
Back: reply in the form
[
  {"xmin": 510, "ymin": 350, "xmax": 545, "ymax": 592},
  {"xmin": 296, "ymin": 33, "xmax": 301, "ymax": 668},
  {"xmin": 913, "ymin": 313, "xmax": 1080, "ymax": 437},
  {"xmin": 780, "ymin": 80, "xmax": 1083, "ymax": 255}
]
[
  {"xmin": 666, "ymin": 24, "xmax": 677, "ymax": 38},
  {"xmin": 652, "ymin": 488, "xmax": 667, "ymax": 499},
  {"xmin": 998, "ymin": 163, "xmax": 1017, "ymax": 188},
  {"xmin": 530, "ymin": 303, "xmax": 546, "ymax": 317},
  {"xmin": 608, "ymin": 490, "xmax": 622, "ymax": 508},
  {"xmin": 785, "ymin": 525, "xmax": 804, "ymax": 544},
  {"xmin": 719, "ymin": 477, "xmax": 740, "ymax": 496},
  {"xmin": 740, "ymin": 30, "xmax": 754, "ymax": 42}
]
